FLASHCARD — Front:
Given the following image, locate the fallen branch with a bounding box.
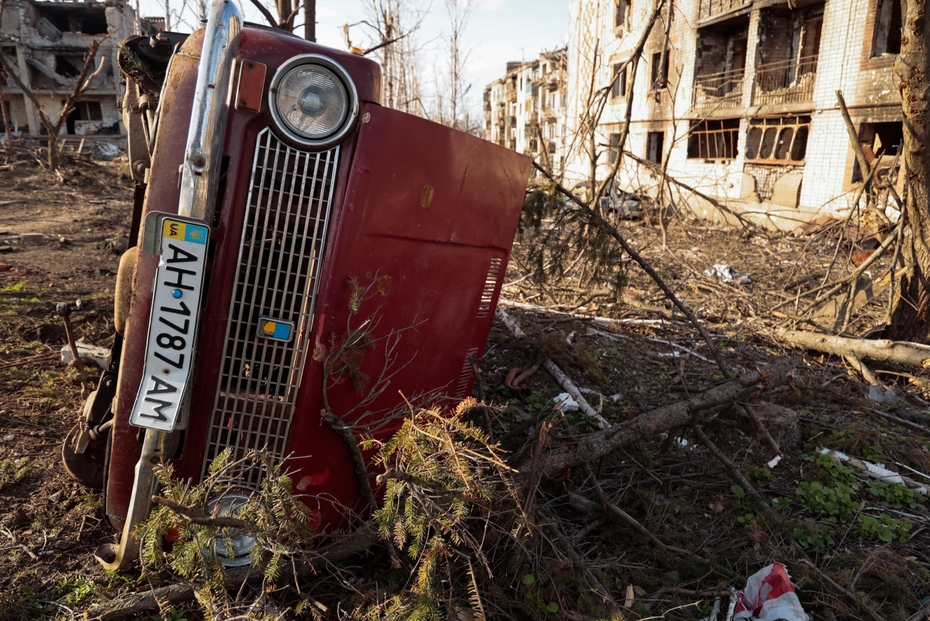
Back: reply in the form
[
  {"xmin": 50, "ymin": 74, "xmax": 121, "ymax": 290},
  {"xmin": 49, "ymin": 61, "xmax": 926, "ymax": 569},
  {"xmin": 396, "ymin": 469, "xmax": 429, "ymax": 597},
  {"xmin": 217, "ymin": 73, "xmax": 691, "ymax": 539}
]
[
  {"xmin": 775, "ymin": 328, "xmax": 930, "ymax": 368},
  {"xmin": 151, "ymin": 496, "xmax": 253, "ymax": 529},
  {"xmin": 533, "ymin": 357, "xmax": 799, "ymax": 479},
  {"xmin": 86, "ymin": 584, "xmax": 195, "ymax": 621}
]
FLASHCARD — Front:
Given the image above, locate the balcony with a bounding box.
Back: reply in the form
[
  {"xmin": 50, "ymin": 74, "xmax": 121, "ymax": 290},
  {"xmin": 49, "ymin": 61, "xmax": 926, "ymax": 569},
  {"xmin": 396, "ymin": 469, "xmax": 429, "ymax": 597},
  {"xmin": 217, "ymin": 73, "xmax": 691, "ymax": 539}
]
[
  {"xmin": 753, "ymin": 55, "xmax": 818, "ymax": 106},
  {"xmin": 692, "ymin": 68, "xmax": 745, "ymax": 110},
  {"xmin": 697, "ymin": 0, "xmax": 751, "ymax": 21}
]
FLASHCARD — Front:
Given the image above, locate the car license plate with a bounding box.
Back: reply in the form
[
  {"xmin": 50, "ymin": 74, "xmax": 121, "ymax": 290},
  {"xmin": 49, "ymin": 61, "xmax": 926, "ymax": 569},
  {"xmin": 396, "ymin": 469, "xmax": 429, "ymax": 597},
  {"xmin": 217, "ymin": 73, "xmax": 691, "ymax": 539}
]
[{"xmin": 130, "ymin": 216, "xmax": 209, "ymax": 432}]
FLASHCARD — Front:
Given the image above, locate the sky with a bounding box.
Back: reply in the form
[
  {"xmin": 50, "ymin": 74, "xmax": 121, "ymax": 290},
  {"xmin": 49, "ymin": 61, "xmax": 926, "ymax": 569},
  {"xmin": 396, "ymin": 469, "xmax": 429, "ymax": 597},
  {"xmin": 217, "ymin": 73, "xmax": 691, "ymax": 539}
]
[{"xmin": 138, "ymin": 0, "xmax": 568, "ymax": 118}]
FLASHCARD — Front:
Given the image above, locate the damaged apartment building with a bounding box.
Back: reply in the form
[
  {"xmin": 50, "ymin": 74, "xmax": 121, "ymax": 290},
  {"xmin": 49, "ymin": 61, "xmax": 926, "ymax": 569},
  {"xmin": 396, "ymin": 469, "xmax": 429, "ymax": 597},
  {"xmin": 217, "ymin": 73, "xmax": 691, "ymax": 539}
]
[
  {"xmin": 563, "ymin": 0, "xmax": 903, "ymax": 226},
  {"xmin": 0, "ymin": 0, "xmax": 134, "ymax": 142},
  {"xmin": 484, "ymin": 49, "xmax": 568, "ymax": 176}
]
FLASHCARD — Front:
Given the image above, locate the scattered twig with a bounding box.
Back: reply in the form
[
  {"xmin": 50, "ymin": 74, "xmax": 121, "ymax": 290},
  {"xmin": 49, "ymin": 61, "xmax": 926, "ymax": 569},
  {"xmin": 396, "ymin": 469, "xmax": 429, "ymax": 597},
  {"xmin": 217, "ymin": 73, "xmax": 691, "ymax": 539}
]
[
  {"xmin": 690, "ymin": 423, "xmax": 768, "ymax": 510},
  {"xmin": 796, "ymin": 548, "xmax": 886, "ymax": 621}
]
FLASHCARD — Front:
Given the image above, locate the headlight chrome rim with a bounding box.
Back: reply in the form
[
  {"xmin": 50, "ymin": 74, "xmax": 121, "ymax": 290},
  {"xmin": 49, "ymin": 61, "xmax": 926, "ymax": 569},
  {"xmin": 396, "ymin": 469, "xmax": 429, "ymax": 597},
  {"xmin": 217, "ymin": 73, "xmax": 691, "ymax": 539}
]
[{"xmin": 268, "ymin": 54, "xmax": 359, "ymax": 148}]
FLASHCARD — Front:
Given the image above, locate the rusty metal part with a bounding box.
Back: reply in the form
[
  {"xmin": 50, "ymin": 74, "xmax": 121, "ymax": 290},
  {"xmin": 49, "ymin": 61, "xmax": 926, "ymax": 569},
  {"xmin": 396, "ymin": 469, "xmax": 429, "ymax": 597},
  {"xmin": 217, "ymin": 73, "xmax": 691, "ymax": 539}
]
[
  {"xmin": 505, "ymin": 354, "xmax": 543, "ymax": 392},
  {"xmin": 114, "ymin": 247, "xmax": 139, "ymax": 335},
  {"xmin": 122, "ymin": 81, "xmax": 152, "ymax": 183},
  {"xmin": 118, "ymin": 32, "xmax": 190, "ymax": 93},
  {"xmin": 57, "ymin": 299, "xmax": 88, "ymax": 395},
  {"xmin": 95, "ymin": 428, "xmax": 164, "ymax": 571},
  {"xmin": 62, "ymin": 423, "xmax": 107, "ymax": 489}
]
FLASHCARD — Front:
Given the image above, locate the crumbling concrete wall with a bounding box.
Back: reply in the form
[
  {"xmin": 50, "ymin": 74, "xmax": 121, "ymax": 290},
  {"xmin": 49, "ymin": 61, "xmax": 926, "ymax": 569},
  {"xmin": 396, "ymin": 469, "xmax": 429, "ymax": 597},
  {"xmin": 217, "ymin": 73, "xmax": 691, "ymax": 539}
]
[{"xmin": 0, "ymin": 0, "xmax": 133, "ymax": 139}]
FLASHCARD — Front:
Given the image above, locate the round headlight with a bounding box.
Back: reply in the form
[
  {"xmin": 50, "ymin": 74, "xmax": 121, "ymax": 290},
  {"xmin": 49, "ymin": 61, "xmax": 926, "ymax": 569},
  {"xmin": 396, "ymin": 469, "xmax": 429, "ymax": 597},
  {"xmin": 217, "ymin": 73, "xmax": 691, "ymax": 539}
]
[
  {"xmin": 270, "ymin": 56, "xmax": 357, "ymax": 146},
  {"xmin": 205, "ymin": 489, "xmax": 258, "ymax": 567}
]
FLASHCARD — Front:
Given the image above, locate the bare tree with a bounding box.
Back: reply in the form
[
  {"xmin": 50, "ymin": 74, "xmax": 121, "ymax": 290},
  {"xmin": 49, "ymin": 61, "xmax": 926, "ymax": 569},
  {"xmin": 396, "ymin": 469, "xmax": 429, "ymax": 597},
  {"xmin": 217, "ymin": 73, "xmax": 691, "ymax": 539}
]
[
  {"xmin": 304, "ymin": 0, "xmax": 316, "ymax": 41},
  {"xmin": 887, "ymin": 0, "xmax": 930, "ymax": 341},
  {"xmin": 0, "ymin": 38, "xmax": 107, "ymax": 170},
  {"xmin": 0, "ymin": 63, "xmax": 11, "ymax": 142},
  {"xmin": 434, "ymin": 0, "xmax": 474, "ymax": 131},
  {"xmin": 354, "ymin": 0, "xmax": 427, "ymax": 115}
]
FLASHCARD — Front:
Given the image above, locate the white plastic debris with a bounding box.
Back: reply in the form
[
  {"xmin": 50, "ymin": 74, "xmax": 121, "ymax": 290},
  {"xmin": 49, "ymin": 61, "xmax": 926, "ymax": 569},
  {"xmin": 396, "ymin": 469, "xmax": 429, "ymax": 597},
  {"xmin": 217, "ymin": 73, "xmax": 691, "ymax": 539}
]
[
  {"xmin": 552, "ymin": 393, "xmax": 579, "ymax": 412},
  {"xmin": 60, "ymin": 343, "xmax": 111, "ymax": 370},
  {"xmin": 610, "ymin": 393, "xmax": 623, "ymax": 402},
  {"xmin": 820, "ymin": 448, "xmax": 928, "ymax": 494},
  {"xmin": 734, "ymin": 563, "xmax": 809, "ymax": 621},
  {"xmin": 94, "ymin": 141, "xmax": 124, "ymax": 161},
  {"xmin": 867, "ymin": 384, "xmax": 899, "ymax": 405},
  {"xmin": 767, "ymin": 455, "xmax": 781, "ymax": 469},
  {"xmin": 705, "ymin": 263, "xmax": 753, "ymax": 286},
  {"xmin": 3, "ymin": 434, "xmax": 15, "ymax": 442}
]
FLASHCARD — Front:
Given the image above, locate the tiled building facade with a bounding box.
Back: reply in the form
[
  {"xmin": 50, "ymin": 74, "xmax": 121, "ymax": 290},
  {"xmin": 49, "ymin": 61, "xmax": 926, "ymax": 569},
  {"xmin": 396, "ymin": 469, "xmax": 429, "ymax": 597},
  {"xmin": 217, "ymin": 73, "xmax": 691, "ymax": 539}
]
[{"xmin": 484, "ymin": 49, "xmax": 568, "ymax": 176}]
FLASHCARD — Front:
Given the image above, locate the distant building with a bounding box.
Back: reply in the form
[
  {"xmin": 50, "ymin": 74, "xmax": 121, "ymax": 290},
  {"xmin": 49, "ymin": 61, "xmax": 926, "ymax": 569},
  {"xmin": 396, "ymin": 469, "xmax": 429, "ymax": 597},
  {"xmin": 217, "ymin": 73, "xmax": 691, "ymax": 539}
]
[
  {"xmin": 0, "ymin": 0, "xmax": 135, "ymax": 141},
  {"xmin": 563, "ymin": 0, "xmax": 902, "ymax": 227},
  {"xmin": 484, "ymin": 48, "xmax": 567, "ymax": 177}
]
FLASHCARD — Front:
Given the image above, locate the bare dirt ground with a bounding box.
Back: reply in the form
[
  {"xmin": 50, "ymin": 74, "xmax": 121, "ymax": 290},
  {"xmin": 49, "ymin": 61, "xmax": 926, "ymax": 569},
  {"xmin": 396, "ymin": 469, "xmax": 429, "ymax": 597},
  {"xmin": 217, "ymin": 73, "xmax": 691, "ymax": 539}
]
[
  {"xmin": 0, "ymin": 140, "xmax": 928, "ymax": 620},
  {"xmin": 0, "ymin": 145, "xmax": 133, "ymax": 619}
]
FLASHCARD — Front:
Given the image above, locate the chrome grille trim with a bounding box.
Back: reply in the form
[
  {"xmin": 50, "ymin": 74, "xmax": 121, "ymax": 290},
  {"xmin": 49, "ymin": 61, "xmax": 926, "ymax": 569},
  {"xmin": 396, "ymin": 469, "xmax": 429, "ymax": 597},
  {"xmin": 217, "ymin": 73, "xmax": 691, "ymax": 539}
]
[{"xmin": 201, "ymin": 127, "xmax": 339, "ymax": 486}]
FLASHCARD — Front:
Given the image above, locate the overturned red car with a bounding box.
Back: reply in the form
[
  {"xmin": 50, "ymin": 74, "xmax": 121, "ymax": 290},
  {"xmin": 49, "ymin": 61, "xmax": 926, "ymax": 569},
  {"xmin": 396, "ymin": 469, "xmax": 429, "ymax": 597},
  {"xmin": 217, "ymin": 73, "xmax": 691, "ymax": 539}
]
[{"xmin": 61, "ymin": 0, "xmax": 530, "ymax": 569}]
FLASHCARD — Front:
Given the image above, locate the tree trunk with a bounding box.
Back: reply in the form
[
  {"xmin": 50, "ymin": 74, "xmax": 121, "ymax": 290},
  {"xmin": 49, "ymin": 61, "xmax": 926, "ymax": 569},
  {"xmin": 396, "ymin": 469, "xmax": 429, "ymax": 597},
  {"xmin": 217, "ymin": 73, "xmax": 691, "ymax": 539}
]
[
  {"xmin": 47, "ymin": 131, "xmax": 59, "ymax": 170},
  {"xmin": 304, "ymin": 0, "xmax": 315, "ymax": 41},
  {"xmin": 888, "ymin": 0, "xmax": 930, "ymax": 341}
]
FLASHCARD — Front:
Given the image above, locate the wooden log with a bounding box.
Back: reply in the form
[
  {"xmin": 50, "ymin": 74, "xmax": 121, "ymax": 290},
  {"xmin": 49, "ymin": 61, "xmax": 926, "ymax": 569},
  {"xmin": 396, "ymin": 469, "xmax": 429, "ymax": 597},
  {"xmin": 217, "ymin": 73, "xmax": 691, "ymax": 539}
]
[{"xmin": 775, "ymin": 328, "xmax": 930, "ymax": 369}]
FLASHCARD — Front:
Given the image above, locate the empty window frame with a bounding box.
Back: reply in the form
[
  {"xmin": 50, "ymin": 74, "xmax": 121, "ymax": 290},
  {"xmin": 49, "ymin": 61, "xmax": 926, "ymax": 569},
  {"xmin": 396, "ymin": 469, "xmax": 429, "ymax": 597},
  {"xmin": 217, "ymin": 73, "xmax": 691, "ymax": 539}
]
[
  {"xmin": 745, "ymin": 116, "xmax": 810, "ymax": 163},
  {"xmin": 615, "ymin": 0, "xmax": 631, "ymax": 28},
  {"xmin": 871, "ymin": 0, "xmax": 902, "ymax": 56},
  {"xmin": 611, "ymin": 63, "xmax": 628, "ymax": 99},
  {"xmin": 851, "ymin": 121, "xmax": 903, "ymax": 182},
  {"xmin": 646, "ymin": 131, "xmax": 664, "ymax": 164},
  {"xmin": 651, "ymin": 51, "xmax": 670, "ymax": 89},
  {"xmin": 608, "ymin": 133, "xmax": 621, "ymax": 165},
  {"xmin": 687, "ymin": 119, "xmax": 739, "ymax": 160}
]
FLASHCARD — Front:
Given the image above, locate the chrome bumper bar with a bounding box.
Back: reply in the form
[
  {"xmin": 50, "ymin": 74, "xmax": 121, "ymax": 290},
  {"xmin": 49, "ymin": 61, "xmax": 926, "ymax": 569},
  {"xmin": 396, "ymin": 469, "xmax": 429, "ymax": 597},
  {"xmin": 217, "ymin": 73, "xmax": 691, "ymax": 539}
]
[{"xmin": 96, "ymin": 0, "xmax": 242, "ymax": 571}]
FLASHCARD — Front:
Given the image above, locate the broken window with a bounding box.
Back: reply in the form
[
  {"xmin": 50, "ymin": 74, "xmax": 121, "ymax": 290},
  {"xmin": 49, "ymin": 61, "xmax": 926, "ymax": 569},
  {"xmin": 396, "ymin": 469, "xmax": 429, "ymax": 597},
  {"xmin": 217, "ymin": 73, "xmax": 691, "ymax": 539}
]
[
  {"xmin": 693, "ymin": 21, "xmax": 748, "ymax": 110},
  {"xmin": 608, "ymin": 133, "xmax": 621, "ymax": 165},
  {"xmin": 871, "ymin": 0, "xmax": 903, "ymax": 56},
  {"xmin": 745, "ymin": 116, "xmax": 810, "ymax": 163},
  {"xmin": 54, "ymin": 55, "xmax": 82, "ymax": 78},
  {"xmin": 754, "ymin": 5, "xmax": 823, "ymax": 105},
  {"xmin": 611, "ymin": 63, "xmax": 627, "ymax": 99},
  {"xmin": 687, "ymin": 119, "xmax": 739, "ymax": 160},
  {"xmin": 646, "ymin": 131, "xmax": 664, "ymax": 164},
  {"xmin": 65, "ymin": 100, "xmax": 115, "ymax": 135},
  {"xmin": 615, "ymin": 0, "xmax": 631, "ymax": 29},
  {"xmin": 35, "ymin": 5, "xmax": 108, "ymax": 35},
  {"xmin": 851, "ymin": 121, "xmax": 903, "ymax": 183},
  {"xmin": 651, "ymin": 51, "xmax": 670, "ymax": 89}
]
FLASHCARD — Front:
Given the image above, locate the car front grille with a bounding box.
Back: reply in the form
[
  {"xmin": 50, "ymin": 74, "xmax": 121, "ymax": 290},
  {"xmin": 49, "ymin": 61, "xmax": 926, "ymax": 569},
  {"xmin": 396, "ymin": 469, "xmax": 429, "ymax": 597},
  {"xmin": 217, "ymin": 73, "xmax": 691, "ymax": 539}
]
[{"xmin": 201, "ymin": 127, "xmax": 339, "ymax": 487}]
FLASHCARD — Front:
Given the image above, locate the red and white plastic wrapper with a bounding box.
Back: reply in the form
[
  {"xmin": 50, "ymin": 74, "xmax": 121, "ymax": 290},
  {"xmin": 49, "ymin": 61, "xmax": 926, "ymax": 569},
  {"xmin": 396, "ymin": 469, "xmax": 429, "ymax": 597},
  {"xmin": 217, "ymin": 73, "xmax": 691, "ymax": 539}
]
[{"xmin": 733, "ymin": 563, "xmax": 809, "ymax": 621}]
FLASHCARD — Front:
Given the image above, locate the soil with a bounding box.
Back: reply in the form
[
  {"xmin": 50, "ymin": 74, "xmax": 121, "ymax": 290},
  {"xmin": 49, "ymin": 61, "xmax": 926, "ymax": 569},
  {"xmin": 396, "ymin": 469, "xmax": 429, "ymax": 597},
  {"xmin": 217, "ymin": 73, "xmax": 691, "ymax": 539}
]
[
  {"xmin": 0, "ymin": 140, "xmax": 928, "ymax": 620},
  {"xmin": 0, "ymin": 146, "xmax": 133, "ymax": 619}
]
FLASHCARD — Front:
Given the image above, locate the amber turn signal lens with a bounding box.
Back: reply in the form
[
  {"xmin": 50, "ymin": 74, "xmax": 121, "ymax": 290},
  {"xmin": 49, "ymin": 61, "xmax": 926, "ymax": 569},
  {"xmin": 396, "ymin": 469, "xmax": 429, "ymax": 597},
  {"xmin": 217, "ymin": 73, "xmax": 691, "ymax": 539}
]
[{"xmin": 235, "ymin": 60, "xmax": 267, "ymax": 113}]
